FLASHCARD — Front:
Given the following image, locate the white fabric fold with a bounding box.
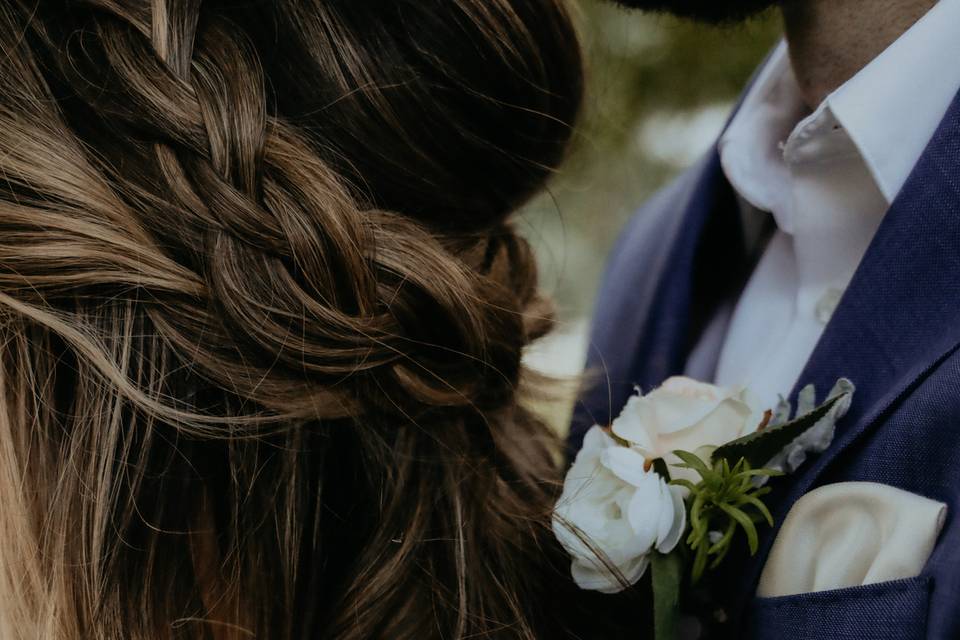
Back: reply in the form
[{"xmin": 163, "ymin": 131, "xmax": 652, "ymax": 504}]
[{"xmin": 757, "ymin": 482, "xmax": 946, "ymax": 598}]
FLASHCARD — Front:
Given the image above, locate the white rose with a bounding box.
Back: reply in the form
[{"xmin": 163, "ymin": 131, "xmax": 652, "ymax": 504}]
[
  {"xmin": 552, "ymin": 426, "xmax": 685, "ymax": 594},
  {"xmin": 611, "ymin": 377, "xmax": 760, "ymax": 484}
]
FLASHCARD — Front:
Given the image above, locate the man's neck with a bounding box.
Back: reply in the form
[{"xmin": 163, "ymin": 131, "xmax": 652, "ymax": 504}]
[{"xmin": 782, "ymin": 0, "xmax": 937, "ymax": 109}]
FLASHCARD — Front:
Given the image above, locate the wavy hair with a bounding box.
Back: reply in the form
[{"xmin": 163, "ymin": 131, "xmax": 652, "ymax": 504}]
[{"xmin": 0, "ymin": 0, "xmax": 619, "ymax": 638}]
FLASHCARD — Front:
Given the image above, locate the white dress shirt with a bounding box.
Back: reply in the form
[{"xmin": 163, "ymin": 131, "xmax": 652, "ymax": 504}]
[{"xmin": 686, "ymin": 0, "xmax": 960, "ymax": 410}]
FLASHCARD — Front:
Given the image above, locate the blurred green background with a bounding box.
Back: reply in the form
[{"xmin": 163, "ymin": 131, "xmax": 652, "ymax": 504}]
[{"xmin": 520, "ymin": 1, "xmax": 780, "ymax": 427}]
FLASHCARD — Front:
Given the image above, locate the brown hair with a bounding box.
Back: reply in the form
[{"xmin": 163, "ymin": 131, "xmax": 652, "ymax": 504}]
[{"xmin": 0, "ymin": 0, "xmax": 620, "ymax": 638}]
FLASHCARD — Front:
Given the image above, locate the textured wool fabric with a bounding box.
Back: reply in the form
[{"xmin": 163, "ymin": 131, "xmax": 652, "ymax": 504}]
[
  {"xmin": 570, "ymin": 72, "xmax": 960, "ymax": 640},
  {"xmin": 748, "ymin": 576, "xmax": 932, "ymax": 640}
]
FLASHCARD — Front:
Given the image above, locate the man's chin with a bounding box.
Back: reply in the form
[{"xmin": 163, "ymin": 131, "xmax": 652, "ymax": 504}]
[{"xmin": 609, "ymin": 0, "xmax": 778, "ymax": 24}]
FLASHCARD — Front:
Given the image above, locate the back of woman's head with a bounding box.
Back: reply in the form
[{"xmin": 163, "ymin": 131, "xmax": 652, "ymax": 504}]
[{"xmin": 0, "ymin": 0, "xmax": 594, "ymax": 638}]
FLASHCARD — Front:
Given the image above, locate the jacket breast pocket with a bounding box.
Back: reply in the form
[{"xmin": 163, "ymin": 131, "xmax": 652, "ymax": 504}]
[{"xmin": 746, "ymin": 576, "xmax": 933, "ymax": 640}]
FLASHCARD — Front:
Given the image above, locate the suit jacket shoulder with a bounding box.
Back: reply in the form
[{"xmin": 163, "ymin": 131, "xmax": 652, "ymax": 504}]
[{"xmin": 568, "ymin": 152, "xmax": 720, "ymax": 451}]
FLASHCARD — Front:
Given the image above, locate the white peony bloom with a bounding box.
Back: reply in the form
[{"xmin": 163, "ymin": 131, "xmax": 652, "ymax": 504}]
[
  {"xmin": 552, "ymin": 426, "xmax": 686, "ymax": 593},
  {"xmin": 611, "ymin": 376, "xmax": 760, "ymax": 484}
]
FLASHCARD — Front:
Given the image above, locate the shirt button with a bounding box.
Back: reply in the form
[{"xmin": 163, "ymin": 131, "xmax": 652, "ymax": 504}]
[{"xmin": 815, "ymin": 288, "xmax": 844, "ymax": 324}]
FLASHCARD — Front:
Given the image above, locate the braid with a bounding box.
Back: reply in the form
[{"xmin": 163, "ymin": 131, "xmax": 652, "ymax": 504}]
[
  {"xmin": 0, "ymin": 0, "xmax": 607, "ymax": 638},
  {"xmin": 64, "ymin": 0, "xmax": 541, "ymax": 423}
]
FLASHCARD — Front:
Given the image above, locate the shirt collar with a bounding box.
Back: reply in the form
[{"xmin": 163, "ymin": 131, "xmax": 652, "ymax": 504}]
[
  {"xmin": 829, "ymin": 0, "xmax": 960, "ymax": 203},
  {"xmin": 718, "ymin": 41, "xmax": 806, "ymax": 228},
  {"xmin": 720, "ymin": 0, "xmax": 960, "ymax": 212}
]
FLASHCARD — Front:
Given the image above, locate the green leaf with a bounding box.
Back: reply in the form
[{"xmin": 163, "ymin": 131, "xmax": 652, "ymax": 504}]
[
  {"xmin": 691, "ymin": 541, "xmax": 709, "ymax": 584},
  {"xmin": 651, "ymin": 552, "xmax": 682, "ymax": 640},
  {"xmin": 709, "ymin": 538, "xmax": 735, "ymax": 570},
  {"xmin": 688, "ymin": 492, "xmax": 708, "ymax": 540},
  {"xmin": 708, "ymin": 521, "xmax": 737, "ymax": 555},
  {"xmin": 687, "ymin": 518, "xmax": 710, "ymax": 550},
  {"xmin": 734, "ymin": 468, "xmax": 786, "ymax": 479},
  {"xmin": 720, "ymin": 503, "xmax": 759, "ymax": 555},
  {"xmin": 672, "ymin": 450, "xmax": 710, "ymax": 475},
  {"xmin": 738, "ymin": 494, "xmax": 774, "ymax": 527},
  {"xmin": 711, "ymin": 394, "xmax": 847, "ymax": 468},
  {"xmin": 669, "ymin": 479, "xmax": 699, "ymax": 493}
]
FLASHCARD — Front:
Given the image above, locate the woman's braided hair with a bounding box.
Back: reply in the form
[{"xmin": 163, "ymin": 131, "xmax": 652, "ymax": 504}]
[{"xmin": 0, "ymin": 0, "xmax": 627, "ymax": 639}]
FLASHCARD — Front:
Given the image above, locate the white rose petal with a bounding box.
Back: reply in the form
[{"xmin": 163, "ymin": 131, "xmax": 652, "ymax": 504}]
[
  {"xmin": 571, "ymin": 553, "xmax": 650, "ymax": 595},
  {"xmin": 646, "ymin": 377, "xmax": 730, "ymax": 433},
  {"xmin": 658, "ymin": 485, "xmax": 687, "ymax": 553},
  {"xmin": 553, "ymin": 425, "xmax": 684, "ymax": 593},
  {"xmin": 611, "ymin": 376, "xmax": 761, "ymax": 483},
  {"xmin": 625, "ymin": 468, "xmax": 667, "ymax": 551},
  {"xmin": 601, "ymin": 446, "xmax": 651, "ymax": 488},
  {"xmin": 609, "ymin": 393, "xmax": 657, "ymax": 450}
]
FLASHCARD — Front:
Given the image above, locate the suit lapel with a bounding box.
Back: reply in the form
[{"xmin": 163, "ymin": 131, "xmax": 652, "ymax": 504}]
[
  {"xmin": 568, "ymin": 149, "xmax": 747, "ymax": 452},
  {"xmin": 730, "ymin": 88, "xmax": 960, "ymax": 623},
  {"xmin": 619, "ymin": 50, "xmax": 780, "ymax": 398},
  {"xmin": 569, "ymin": 53, "xmax": 777, "ymax": 454},
  {"xmin": 630, "ymin": 149, "xmax": 744, "ymax": 391}
]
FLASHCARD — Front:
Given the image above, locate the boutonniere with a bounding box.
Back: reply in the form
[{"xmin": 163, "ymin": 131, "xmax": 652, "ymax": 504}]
[{"xmin": 553, "ymin": 376, "xmax": 855, "ymax": 640}]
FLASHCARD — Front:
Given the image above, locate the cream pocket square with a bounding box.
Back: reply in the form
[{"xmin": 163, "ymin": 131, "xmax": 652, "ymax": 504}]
[{"xmin": 757, "ymin": 482, "xmax": 947, "ymax": 598}]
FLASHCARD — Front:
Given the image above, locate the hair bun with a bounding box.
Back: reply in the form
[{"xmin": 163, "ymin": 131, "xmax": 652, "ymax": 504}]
[{"xmin": 0, "ymin": 1, "xmax": 587, "ymax": 637}]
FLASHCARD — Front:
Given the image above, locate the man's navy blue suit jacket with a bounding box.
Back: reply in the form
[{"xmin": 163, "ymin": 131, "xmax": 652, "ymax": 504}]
[{"xmin": 568, "ymin": 79, "xmax": 960, "ymax": 639}]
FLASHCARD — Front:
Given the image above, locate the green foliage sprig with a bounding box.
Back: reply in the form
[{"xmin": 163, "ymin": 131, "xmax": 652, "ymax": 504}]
[{"xmin": 671, "ymin": 452, "xmax": 783, "ymax": 583}]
